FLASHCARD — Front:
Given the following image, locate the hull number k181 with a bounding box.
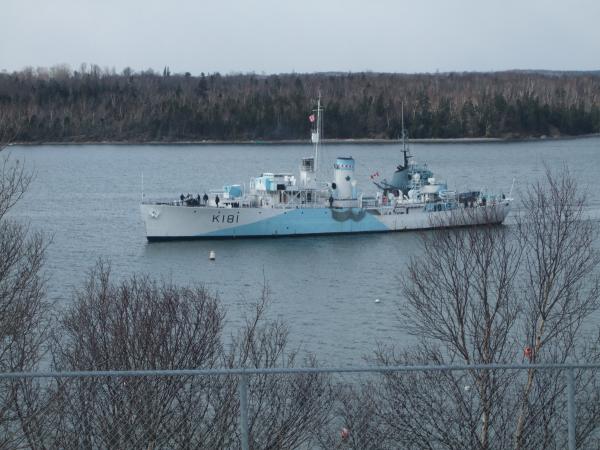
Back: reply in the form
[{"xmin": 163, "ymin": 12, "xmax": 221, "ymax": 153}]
[{"xmin": 212, "ymin": 214, "xmax": 239, "ymax": 223}]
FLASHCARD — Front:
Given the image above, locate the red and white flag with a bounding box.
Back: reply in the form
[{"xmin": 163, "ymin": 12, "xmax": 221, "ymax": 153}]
[{"xmin": 308, "ymin": 114, "xmax": 316, "ymax": 123}]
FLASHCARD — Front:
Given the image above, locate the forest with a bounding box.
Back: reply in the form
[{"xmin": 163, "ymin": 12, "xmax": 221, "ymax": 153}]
[{"xmin": 1, "ymin": 65, "xmax": 600, "ymax": 142}]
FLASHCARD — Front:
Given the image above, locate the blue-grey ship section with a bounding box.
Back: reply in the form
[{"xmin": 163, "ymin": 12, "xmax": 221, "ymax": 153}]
[{"xmin": 140, "ymin": 99, "xmax": 511, "ymax": 240}]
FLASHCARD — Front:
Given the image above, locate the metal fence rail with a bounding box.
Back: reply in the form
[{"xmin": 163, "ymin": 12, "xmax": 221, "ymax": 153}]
[{"xmin": 0, "ymin": 363, "xmax": 598, "ymax": 450}]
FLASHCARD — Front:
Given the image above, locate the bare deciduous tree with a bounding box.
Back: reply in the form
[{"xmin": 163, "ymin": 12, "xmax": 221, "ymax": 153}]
[
  {"xmin": 43, "ymin": 261, "xmax": 227, "ymax": 449},
  {"xmin": 227, "ymin": 290, "xmax": 334, "ymax": 449},
  {"xmin": 513, "ymin": 167, "xmax": 600, "ymax": 449},
  {"xmin": 332, "ymin": 168, "xmax": 600, "ymax": 449},
  {"xmin": 0, "ymin": 143, "xmax": 50, "ymax": 448},
  {"xmin": 19, "ymin": 263, "xmax": 333, "ymax": 449},
  {"xmin": 378, "ymin": 218, "xmax": 522, "ymax": 449}
]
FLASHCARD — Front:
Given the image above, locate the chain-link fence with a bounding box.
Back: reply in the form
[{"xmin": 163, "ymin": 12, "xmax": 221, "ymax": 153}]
[{"xmin": 0, "ymin": 363, "xmax": 598, "ymax": 449}]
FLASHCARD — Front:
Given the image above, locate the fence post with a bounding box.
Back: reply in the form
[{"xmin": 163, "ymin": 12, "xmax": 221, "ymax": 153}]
[
  {"xmin": 566, "ymin": 368, "xmax": 576, "ymax": 450},
  {"xmin": 239, "ymin": 372, "xmax": 249, "ymax": 450}
]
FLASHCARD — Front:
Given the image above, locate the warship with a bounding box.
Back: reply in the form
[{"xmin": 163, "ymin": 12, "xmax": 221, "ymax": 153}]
[{"xmin": 140, "ymin": 99, "xmax": 511, "ymax": 240}]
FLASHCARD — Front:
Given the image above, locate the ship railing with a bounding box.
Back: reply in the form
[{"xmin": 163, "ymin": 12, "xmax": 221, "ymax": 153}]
[
  {"xmin": 361, "ymin": 198, "xmax": 378, "ymax": 208},
  {"xmin": 270, "ymin": 202, "xmax": 327, "ymax": 210},
  {"xmin": 142, "ymin": 200, "xmax": 190, "ymax": 206},
  {"xmin": 479, "ymin": 192, "xmax": 508, "ymax": 203},
  {"xmin": 269, "ymin": 190, "xmax": 330, "ymax": 209}
]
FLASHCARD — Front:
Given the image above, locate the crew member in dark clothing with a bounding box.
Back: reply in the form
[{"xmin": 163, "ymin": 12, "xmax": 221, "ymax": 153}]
[
  {"xmin": 180, "ymin": 193, "xmax": 185, "ymax": 202},
  {"xmin": 329, "ymin": 195, "xmax": 334, "ymax": 207},
  {"xmin": 215, "ymin": 195, "xmax": 220, "ymax": 207},
  {"xmin": 203, "ymin": 193, "xmax": 209, "ymax": 205}
]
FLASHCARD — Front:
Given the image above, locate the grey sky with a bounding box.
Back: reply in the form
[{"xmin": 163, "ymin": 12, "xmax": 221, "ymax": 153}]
[{"xmin": 2, "ymin": 0, "xmax": 599, "ymax": 74}]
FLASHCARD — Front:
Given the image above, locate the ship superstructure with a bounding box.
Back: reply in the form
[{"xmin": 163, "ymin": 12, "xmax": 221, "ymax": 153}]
[{"xmin": 140, "ymin": 99, "xmax": 511, "ymax": 240}]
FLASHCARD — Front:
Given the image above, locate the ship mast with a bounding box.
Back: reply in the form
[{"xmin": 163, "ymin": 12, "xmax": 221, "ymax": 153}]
[
  {"xmin": 400, "ymin": 102, "xmax": 410, "ymax": 168},
  {"xmin": 312, "ymin": 94, "xmax": 324, "ymax": 179}
]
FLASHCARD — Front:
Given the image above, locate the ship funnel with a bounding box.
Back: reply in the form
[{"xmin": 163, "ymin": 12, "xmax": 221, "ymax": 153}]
[{"xmin": 333, "ymin": 157, "xmax": 355, "ymax": 199}]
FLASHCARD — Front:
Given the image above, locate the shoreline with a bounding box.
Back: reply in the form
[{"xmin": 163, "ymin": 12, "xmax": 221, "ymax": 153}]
[{"xmin": 10, "ymin": 133, "xmax": 600, "ymax": 146}]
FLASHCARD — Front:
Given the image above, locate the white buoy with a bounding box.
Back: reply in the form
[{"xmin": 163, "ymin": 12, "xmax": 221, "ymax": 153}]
[
  {"xmin": 374, "ymin": 298, "xmax": 381, "ymax": 303},
  {"xmin": 209, "ymin": 250, "xmax": 216, "ymax": 261}
]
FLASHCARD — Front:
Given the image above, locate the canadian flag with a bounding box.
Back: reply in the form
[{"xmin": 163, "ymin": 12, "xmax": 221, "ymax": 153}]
[{"xmin": 308, "ymin": 114, "xmax": 316, "ymax": 123}]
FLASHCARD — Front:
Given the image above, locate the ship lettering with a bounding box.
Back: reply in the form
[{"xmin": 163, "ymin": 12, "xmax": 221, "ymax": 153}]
[{"xmin": 212, "ymin": 214, "xmax": 238, "ymax": 223}]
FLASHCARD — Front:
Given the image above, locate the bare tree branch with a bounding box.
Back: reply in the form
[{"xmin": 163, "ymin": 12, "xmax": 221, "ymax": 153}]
[{"xmin": 334, "ymin": 166, "xmax": 600, "ymax": 449}]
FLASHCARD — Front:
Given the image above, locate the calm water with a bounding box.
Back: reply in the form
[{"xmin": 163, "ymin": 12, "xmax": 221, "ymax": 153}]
[{"xmin": 8, "ymin": 137, "xmax": 600, "ymax": 365}]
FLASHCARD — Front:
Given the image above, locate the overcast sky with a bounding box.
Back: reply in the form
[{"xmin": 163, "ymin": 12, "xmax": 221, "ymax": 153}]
[{"xmin": 2, "ymin": 0, "xmax": 599, "ymax": 75}]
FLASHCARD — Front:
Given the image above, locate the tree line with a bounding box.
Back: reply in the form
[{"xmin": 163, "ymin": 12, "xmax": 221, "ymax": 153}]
[{"xmin": 1, "ymin": 65, "xmax": 600, "ymax": 142}]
